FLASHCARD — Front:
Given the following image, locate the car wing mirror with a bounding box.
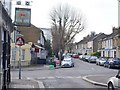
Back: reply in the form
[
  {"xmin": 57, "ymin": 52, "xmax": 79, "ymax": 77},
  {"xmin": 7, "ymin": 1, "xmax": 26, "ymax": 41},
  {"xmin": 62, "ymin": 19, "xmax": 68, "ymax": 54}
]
[{"xmin": 116, "ymin": 75, "xmax": 120, "ymax": 79}]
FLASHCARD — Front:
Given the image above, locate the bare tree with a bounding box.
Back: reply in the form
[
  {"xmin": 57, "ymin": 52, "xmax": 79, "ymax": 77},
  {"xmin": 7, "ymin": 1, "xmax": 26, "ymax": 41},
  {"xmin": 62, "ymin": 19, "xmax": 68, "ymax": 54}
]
[{"xmin": 50, "ymin": 4, "xmax": 86, "ymax": 54}]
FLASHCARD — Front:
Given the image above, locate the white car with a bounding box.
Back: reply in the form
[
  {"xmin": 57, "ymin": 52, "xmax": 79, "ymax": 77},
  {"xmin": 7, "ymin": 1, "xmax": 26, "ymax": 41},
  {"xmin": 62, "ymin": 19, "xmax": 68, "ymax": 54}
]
[
  {"xmin": 96, "ymin": 57, "xmax": 107, "ymax": 66},
  {"xmin": 107, "ymin": 70, "xmax": 120, "ymax": 90},
  {"xmin": 61, "ymin": 55, "xmax": 74, "ymax": 68}
]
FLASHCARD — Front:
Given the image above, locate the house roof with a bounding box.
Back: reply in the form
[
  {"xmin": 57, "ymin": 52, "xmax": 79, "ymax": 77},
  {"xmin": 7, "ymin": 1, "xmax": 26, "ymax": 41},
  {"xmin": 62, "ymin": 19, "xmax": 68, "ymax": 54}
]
[
  {"xmin": 17, "ymin": 24, "xmax": 43, "ymax": 43},
  {"xmin": 102, "ymin": 27, "xmax": 120, "ymax": 40}
]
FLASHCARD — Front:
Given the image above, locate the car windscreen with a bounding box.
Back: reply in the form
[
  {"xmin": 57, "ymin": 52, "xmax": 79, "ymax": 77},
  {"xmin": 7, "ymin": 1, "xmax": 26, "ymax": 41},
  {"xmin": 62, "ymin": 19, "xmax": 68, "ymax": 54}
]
[{"xmin": 64, "ymin": 55, "xmax": 71, "ymax": 58}]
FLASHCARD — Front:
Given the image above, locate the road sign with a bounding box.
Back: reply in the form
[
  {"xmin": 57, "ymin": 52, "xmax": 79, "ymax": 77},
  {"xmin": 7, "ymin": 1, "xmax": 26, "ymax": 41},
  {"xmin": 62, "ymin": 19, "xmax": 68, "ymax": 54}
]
[{"xmin": 16, "ymin": 37, "xmax": 25, "ymax": 46}]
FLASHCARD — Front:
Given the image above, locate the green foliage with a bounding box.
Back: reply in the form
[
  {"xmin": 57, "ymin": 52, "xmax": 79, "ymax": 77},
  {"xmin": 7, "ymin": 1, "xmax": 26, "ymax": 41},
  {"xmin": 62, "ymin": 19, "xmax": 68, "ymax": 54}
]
[
  {"xmin": 44, "ymin": 39, "xmax": 53, "ymax": 57},
  {"xmin": 90, "ymin": 52, "xmax": 101, "ymax": 57}
]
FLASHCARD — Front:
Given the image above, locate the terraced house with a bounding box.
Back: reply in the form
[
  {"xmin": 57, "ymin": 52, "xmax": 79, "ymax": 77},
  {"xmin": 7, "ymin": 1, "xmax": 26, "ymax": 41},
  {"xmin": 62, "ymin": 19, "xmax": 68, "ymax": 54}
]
[
  {"xmin": 98, "ymin": 27, "xmax": 120, "ymax": 58},
  {"xmin": 73, "ymin": 32, "xmax": 107, "ymax": 55}
]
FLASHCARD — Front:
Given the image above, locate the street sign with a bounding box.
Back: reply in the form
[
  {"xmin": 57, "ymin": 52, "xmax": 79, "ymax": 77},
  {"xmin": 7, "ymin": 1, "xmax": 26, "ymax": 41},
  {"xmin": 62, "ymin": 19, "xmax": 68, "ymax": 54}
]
[{"xmin": 16, "ymin": 37, "xmax": 25, "ymax": 46}]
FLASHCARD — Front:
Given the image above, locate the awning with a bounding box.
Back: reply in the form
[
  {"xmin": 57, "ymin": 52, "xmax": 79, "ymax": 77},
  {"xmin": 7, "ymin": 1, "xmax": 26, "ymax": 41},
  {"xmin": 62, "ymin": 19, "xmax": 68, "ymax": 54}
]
[{"xmin": 34, "ymin": 44, "xmax": 45, "ymax": 49}]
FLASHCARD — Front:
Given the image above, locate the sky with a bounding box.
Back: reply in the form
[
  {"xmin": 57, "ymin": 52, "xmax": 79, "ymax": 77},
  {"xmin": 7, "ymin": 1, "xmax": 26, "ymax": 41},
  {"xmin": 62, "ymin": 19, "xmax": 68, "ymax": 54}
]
[{"xmin": 30, "ymin": 0, "xmax": 118, "ymax": 42}]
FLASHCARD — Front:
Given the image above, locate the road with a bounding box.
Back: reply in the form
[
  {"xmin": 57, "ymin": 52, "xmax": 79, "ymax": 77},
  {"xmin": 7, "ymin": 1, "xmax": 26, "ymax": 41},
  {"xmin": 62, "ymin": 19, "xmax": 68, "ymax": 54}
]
[{"xmin": 11, "ymin": 58, "xmax": 118, "ymax": 88}]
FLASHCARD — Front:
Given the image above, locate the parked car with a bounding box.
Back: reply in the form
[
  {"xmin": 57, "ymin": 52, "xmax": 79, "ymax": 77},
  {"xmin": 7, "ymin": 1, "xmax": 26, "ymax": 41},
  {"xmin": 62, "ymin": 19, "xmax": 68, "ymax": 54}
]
[
  {"xmin": 72, "ymin": 54, "xmax": 80, "ymax": 59},
  {"xmin": 79, "ymin": 55, "xmax": 83, "ymax": 60},
  {"xmin": 104, "ymin": 58, "xmax": 120, "ymax": 68},
  {"xmin": 81, "ymin": 55, "xmax": 86, "ymax": 61},
  {"xmin": 84, "ymin": 55, "xmax": 91, "ymax": 62},
  {"xmin": 61, "ymin": 55, "xmax": 74, "ymax": 68},
  {"xmin": 107, "ymin": 70, "xmax": 120, "ymax": 90},
  {"xmin": 88, "ymin": 56, "xmax": 98, "ymax": 63},
  {"xmin": 96, "ymin": 57, "xmax": 108, "ymax": 66}
]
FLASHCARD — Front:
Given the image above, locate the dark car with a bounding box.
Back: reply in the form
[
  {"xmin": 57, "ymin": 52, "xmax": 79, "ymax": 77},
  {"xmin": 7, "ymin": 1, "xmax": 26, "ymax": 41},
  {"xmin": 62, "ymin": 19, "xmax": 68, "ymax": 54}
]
[
  {"xmin": 88, "ymin": 56, "xmax": 98, "ymax": 63},
  {"xmin": 104, "ymin": 58, "xmax": 120, "ymax": 68}
]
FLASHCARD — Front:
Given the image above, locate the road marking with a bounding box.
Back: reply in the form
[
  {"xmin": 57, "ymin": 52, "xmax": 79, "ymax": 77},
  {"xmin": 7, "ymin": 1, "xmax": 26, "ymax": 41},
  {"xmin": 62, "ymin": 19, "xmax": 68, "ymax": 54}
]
[
  {"xmin": 47, "ymin": 76, "xmax": 55, "ymax": 79},
  {"xmin": 76, "ymin": 76, "xmax": 82, "ymax": 78},
  {"xmin": 13, "ymin": 85, "xmax": 34, "ymax": 88},
  {"xmin": 37, "ymin": 76, "xmax": 82, "ymax": 79}
]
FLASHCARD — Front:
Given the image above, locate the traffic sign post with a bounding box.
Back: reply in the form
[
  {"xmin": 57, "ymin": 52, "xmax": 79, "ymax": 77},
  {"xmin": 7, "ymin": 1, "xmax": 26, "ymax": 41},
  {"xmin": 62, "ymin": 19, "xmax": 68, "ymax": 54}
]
[
  {"xmin": 16, "ymin": 37, "xmax": 25, "ymax": 79},
  {"xmin": 18, "ymin": 46, "xmax": 21, "ymax": 79}
]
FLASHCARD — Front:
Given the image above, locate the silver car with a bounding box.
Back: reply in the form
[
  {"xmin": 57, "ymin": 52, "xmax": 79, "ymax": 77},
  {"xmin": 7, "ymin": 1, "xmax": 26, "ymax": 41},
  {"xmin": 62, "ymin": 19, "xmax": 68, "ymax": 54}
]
[
  {"xmin": 61, "ymin": 55, "xmax": 74, "ymax": 68},
  {"xmin": 96, "ymin": 57, "xmax": 107, "ymax": 66},
  {"xmin": 107, "ymin": 70, "xmax": 120, "ymax": 90}
]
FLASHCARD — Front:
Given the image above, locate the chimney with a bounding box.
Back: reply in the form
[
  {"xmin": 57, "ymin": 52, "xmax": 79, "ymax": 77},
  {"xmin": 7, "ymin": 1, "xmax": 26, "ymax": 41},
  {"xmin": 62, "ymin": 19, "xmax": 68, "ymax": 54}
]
[
  {"xmin": 112, "ymin": 27, "xmax": 118, "ymax": 33},
  {"xmin": 91, "ymin": 31, "xmax": 95, "ymax": 36}
]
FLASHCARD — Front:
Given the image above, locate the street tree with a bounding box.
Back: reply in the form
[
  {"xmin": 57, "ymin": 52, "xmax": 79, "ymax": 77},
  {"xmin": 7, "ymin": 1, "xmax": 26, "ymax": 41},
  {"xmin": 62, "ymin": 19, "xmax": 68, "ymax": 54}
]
[
  {"xmin": 50, "ymin": 4, "xmax": 86, "ymax": 55},
  {"xmin": 44, "ymin": 39, "xmax": 53, "ymax": 57}
]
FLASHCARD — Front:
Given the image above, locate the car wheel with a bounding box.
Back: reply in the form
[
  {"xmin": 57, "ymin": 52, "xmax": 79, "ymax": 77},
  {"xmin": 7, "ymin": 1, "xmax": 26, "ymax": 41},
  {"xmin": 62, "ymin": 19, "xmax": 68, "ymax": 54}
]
[
  {"xmin": 99, "ymin": 62, "xmax": 101, "ymax": 66},
  {"xmin": 108, "ymin": 82, "xmax": 114, "ymax": 90},
  {"xmin": 108, "ymin": 65, "xmax": 111, "ymax": 68}
]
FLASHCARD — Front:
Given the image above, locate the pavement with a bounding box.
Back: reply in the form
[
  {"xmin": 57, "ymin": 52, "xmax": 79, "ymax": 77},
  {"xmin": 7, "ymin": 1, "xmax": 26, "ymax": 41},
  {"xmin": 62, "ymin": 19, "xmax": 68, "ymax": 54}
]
[
  {"xmin": 9, "ymin": 65, "xmax": 60, "ymax": 89},
  {"xmin": 9, "ymin": 65, "xmax": 115, "ymax": 89},
  {"xmin": 82, "ymin": 75, "xmax": 114, "ymax": 87}
]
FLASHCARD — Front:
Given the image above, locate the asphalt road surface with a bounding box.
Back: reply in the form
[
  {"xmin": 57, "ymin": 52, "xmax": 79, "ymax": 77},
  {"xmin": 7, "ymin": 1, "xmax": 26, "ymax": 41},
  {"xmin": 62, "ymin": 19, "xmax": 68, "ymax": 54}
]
[{"xmin": 11, "ymin": 58, "xmax": 118, "ymax": 88}]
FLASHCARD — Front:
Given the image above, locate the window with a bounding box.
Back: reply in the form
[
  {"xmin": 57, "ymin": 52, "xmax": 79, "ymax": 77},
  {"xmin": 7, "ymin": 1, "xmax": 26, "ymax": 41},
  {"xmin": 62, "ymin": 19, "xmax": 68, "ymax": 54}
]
[{"xmin": 114, "ymin": 51, "xmax": 116, "ymax": 58}]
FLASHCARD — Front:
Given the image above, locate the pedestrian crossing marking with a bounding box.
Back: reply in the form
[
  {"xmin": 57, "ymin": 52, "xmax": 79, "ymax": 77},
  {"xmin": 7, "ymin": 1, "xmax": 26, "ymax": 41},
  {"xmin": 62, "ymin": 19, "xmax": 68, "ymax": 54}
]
[
  {"xmin": 12, "ymin": 76, "xmax": 82, "ymax": 80},
  {"xmin": 36, "ymin": 76, "xmax": 82, "ymax": 79}
]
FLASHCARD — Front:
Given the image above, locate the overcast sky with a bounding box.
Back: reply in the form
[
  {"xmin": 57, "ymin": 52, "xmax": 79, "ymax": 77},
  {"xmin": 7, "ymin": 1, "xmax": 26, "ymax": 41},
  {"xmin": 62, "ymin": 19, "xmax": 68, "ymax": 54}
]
[{"xmin": 31, "ymin": 0, "xmax": 118, "ymax": 42}]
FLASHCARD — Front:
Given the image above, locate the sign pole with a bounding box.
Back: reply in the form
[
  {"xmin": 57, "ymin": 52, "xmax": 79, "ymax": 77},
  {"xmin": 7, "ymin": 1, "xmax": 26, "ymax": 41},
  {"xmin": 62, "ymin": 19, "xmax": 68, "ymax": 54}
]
[
  {"xmin": 16, "ymin": 36, "xmax": 24, "ymax": 79},
  {"xmin": 19, "ymin": 46, "xmax": 21, "ymax": 79}
]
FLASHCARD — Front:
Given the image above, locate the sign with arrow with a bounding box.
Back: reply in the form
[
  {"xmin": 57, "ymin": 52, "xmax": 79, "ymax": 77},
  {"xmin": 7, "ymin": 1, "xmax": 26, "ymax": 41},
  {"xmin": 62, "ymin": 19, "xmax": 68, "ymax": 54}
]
[{"xmin": 16, "ymin": 37, "xmax": 25, "ymax": 46}]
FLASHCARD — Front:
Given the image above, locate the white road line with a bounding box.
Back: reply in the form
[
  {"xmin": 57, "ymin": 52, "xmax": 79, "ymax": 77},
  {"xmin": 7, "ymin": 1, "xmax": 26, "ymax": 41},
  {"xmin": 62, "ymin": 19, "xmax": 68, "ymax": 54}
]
[
  {"xmin": 76, "ymin": 76, "xmax": 82, "ymax": 78},
  {"xmin": 65, "ymin": 76, "xmax": 73, "ymax": 78},
  {"xmin": 13, "ymin": 85, "xmax": 34, "ymax": 88},
  {"xmin": 38, "ymin": 77, "xmax": 46, "ymax": 79},
  {"xmin": 47, "ymin": 76, "xmax": 55, "ymax": 79},
  {"xmin": 36, "ymin": 76, "xmax": 82, "ymax": 79},
  {"xmin": 13, "ymin": 76, "xmax": 82, "ymax": 80}
]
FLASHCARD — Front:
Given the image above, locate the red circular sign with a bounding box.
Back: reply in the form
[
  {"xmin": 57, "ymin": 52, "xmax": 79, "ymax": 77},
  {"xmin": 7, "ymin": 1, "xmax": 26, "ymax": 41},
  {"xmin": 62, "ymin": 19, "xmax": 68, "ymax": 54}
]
[{"xmin": 16, "ymin": 37, "xmax": 25, "ymax": 46}]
